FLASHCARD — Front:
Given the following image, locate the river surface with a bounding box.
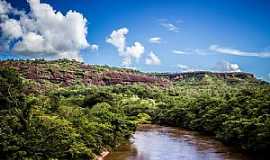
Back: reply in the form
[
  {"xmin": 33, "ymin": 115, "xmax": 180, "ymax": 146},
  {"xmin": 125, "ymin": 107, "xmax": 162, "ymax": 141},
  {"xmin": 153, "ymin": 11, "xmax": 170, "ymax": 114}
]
[{"xmin": 105, "ymin": 124, "xmax": 265, "ymax": 160}]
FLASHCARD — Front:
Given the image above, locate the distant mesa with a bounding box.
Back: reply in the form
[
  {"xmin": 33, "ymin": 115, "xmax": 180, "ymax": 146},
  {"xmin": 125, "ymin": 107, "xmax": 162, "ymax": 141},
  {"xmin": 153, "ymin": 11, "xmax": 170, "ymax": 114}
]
[{"xmin": 156, "ymin": 71, "xmax": 255, "ymax": 82}]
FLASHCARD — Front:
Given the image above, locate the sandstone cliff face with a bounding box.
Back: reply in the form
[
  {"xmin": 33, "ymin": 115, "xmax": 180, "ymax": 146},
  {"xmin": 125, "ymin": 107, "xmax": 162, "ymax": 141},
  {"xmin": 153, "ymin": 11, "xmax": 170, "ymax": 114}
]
[
  {"xmin": 0, "ymin": 60, "xmax": 257, "ymax": 88},
  {"xmin": 0, "ymin": 60, "xmax": 170, "ymax": 86}
]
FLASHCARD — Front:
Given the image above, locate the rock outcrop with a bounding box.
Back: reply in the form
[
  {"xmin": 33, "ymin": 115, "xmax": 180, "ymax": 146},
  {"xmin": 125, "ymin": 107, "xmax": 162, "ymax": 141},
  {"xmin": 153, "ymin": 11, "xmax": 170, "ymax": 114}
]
[
  {"xmin": 0, "ymin": 60, "xmax": 170, "ymax": 87},
  {"xmin": 0, "ymin": 60, "xmax": 259, "ymax": 89}
]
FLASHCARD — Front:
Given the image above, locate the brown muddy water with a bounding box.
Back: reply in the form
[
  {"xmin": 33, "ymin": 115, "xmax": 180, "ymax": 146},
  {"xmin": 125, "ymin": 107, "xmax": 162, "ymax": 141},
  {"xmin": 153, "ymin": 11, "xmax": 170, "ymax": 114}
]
[{"xmin": 104, "ymin": 124, "xmax": 266, "ymax": 160}]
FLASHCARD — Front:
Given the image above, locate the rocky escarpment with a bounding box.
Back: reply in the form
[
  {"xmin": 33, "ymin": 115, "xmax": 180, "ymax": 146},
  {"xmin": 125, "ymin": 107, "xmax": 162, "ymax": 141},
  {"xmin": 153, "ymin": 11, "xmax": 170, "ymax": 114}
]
[
  {"xmin": 0, "ymin": 59, "xmax": 170, "ymax": 87},
  {"xmin": 0, "ymin": 59, "xmax": 259, "ymax": 88}
]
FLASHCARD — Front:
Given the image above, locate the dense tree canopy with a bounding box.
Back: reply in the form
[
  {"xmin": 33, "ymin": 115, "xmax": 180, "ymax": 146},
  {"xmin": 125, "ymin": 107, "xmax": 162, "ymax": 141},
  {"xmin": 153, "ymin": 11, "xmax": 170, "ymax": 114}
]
[{"xmin": 0, "ymin": 68, "xmax": 269, "ymax": 159}]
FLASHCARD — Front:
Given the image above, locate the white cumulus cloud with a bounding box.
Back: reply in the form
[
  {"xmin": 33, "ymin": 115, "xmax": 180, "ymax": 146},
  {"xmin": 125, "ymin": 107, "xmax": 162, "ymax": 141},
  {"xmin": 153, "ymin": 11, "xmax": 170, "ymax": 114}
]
[
  {"xmin": 214, "ymin": 61, "xmax": 241, "ymax": 72},
  {"xmin": 106, "ymin": 27, "xmax": 145, "ymax": 66},
  {"xmin": 126, "ymin": 42, "xmax": 144, "ymax": 59},
  {"xmin": 106, "ymin": 27, "xmax": 128, "ymax": 53},
  {"xmin": 209, "ymin": 45, "xmax": 270, "ymax": 58},
  {"xmin": 13, "ymin": 32, "xmax": 50, "ymax": 53},
  {"xmin": 149, "ymin": 37, "xmax": 161, "ymax": 44},
  {"xmin": 90, "ymin": 44, "xmax": 99, "ymax": 51},
  {"xmin": 0, "ymin": 0, "xmax": 11, "ymax": 14},
  {"xmin": 0, "ymin": 19, "xmax": 23, "ymax": 38},
  {"xmin": 145, "ymin": 51, "xmax": 160, "ymax": 65},
  {"xmin": 0, "ymin": 0, "xmax": 90, "ymax": 61},
  {"xmin": 0, "ymin": 0, "xmax": 23, "ymax": 16}
]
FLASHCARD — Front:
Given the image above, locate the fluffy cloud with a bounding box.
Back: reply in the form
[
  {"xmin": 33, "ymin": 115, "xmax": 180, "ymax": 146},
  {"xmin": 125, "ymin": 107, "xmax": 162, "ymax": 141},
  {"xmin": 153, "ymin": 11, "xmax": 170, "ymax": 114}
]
[
  {"xmin": 106, "ymin": 27, "xmax": 144, "ymax": 66},
  {"xmin": 0, "ymin": 0, "xmax": 90, "ymax": 61},
  {"xmin": 0, "ymin": 0, "xmax": 22, "ymax": 16},
  {"xmin": 145, "ymin": 51, "xmax": 160, "ymax": 65},
  {"xmin": 13, "ymin": 32, "xmax": 49, "ymax": 53},
  {"xmin": 149, "ymin": 37, "xmax": 161, "ymax": 44},
  {"xmin": 209, "ymin": 45, "xmax": 270, "ymax": 58},
  {"xmin": 214, "ymin": 61, "xmax": 241, "ymax": 72},
  {"xmin": 106, "ymin": 27, "xmax": 128, "ymax": 53},
  {"xmin": 122, "ymin": 42, "xmax": 144, "ymax": 66},
  {"xmin": 0, "ymin": 0, "xmax": 10, "ymax": 14},
  {"xmin": 90, "ymin": 44, "xmax": 99, "ymax": 51},
  {"xmin": 0, "ymin": 19, "xmax": 22, "ymax": 38},
  {"xmin": 126, "ymin": 42, "xmax": 144, "ymax": 59}
]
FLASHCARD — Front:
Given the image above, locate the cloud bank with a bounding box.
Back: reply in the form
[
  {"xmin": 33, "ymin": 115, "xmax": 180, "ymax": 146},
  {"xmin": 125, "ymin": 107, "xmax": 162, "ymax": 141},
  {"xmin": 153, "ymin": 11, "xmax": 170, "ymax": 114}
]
[
  {"xmin": 106, "ymin": 27, "xmax": 144, "ymax": 66},
  {"xmin": 177, "ymin": 61, "xmax": 241, "ymax": 73},
  {"xmin": 0, "ymin": 0, "xmax": 91, "ymax": 61},
  {"xmin": 209, "ymin": 45, "xmax": 270, "ymax": 58}
]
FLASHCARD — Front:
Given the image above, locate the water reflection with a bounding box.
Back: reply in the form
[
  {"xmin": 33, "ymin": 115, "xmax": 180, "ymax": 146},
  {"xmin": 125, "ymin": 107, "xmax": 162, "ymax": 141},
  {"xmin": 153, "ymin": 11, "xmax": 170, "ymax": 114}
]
[{"xmin": 105, "ymin": 125, "xmax": 259, "ymax": 160}]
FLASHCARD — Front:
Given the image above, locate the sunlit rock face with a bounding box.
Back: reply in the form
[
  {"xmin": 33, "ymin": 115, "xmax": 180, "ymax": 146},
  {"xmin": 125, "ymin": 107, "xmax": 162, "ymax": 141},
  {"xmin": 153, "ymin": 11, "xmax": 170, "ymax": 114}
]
[{"xmin": 0, "ymin": 60, "xmax": 170, "ymax": 87}]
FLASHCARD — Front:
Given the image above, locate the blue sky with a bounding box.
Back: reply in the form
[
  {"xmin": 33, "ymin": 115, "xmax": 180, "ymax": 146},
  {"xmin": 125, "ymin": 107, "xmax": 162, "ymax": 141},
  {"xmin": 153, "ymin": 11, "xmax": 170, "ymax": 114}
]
[{"xmin": 1, "ymin": 0, "xmax": 270, "ymax": 81}]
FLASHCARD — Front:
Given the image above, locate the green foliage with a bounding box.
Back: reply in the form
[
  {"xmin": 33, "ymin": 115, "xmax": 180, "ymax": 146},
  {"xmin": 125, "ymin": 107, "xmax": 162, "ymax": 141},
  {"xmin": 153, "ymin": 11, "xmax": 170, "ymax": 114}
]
[
  {"xmin": 0, "ymin": 70, "xmax": 135, "ymax": 160},
  {"xmin": 0, "ymin": 67, "xmax": 270, "ymax": 159},
  {"xmin": 0, "ymin": 68, "xmax": 24, "ymax": 109},
  {"xmin": 135, "ymin": 113, "xmax": 152, "ymax": 124},
  {"xmin": 151, "ymin": 81, "xmax": 270, "ymax": 152},
  {"xmin": 83, "ymin": 89, "xmax": 115, "ymax": 107}
]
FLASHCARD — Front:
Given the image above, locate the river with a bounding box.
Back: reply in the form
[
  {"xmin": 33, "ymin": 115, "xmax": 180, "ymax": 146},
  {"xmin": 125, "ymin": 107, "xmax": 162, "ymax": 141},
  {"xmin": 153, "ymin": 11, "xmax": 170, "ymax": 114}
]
[{"xmin": 104, "ymin": 124, "xmax": 265, "ymax": 160}]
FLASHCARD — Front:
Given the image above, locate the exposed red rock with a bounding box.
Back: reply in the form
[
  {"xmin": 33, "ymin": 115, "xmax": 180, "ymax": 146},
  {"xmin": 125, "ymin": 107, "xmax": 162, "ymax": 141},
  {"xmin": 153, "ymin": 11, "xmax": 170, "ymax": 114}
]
[
  {"xmin": 0, "ymin": 60, "xmax": 170, "ymax": 87},
  {"xmin": 0, "ymin": 60, "xmax": 258, "ymax": 89}
]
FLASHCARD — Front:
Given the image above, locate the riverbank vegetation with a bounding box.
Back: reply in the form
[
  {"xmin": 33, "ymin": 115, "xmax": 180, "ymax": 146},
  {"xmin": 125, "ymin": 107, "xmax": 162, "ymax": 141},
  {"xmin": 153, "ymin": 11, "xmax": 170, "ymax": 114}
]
[{"xmin": 1, "ymin": 64, "xmax": 270, "ymax": 159}]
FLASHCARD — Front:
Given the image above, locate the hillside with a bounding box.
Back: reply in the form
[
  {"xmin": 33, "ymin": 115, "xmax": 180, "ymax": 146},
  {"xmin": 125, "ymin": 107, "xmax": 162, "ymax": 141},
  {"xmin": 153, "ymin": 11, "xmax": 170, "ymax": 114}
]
[
  {"xmin": 0, "ymin": 59, "xmax": 259, "ymax": 87},
  {"xmin": 0, "ymin": 59, "xmax": 170, "ymax": 88}
]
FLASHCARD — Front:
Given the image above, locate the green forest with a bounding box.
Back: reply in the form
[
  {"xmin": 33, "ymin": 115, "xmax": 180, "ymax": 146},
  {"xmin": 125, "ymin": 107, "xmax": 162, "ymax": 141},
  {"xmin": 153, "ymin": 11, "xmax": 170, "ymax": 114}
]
[{"xmin": 0, "ymin": 61, "xmax": 270, "ymax": 160}]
